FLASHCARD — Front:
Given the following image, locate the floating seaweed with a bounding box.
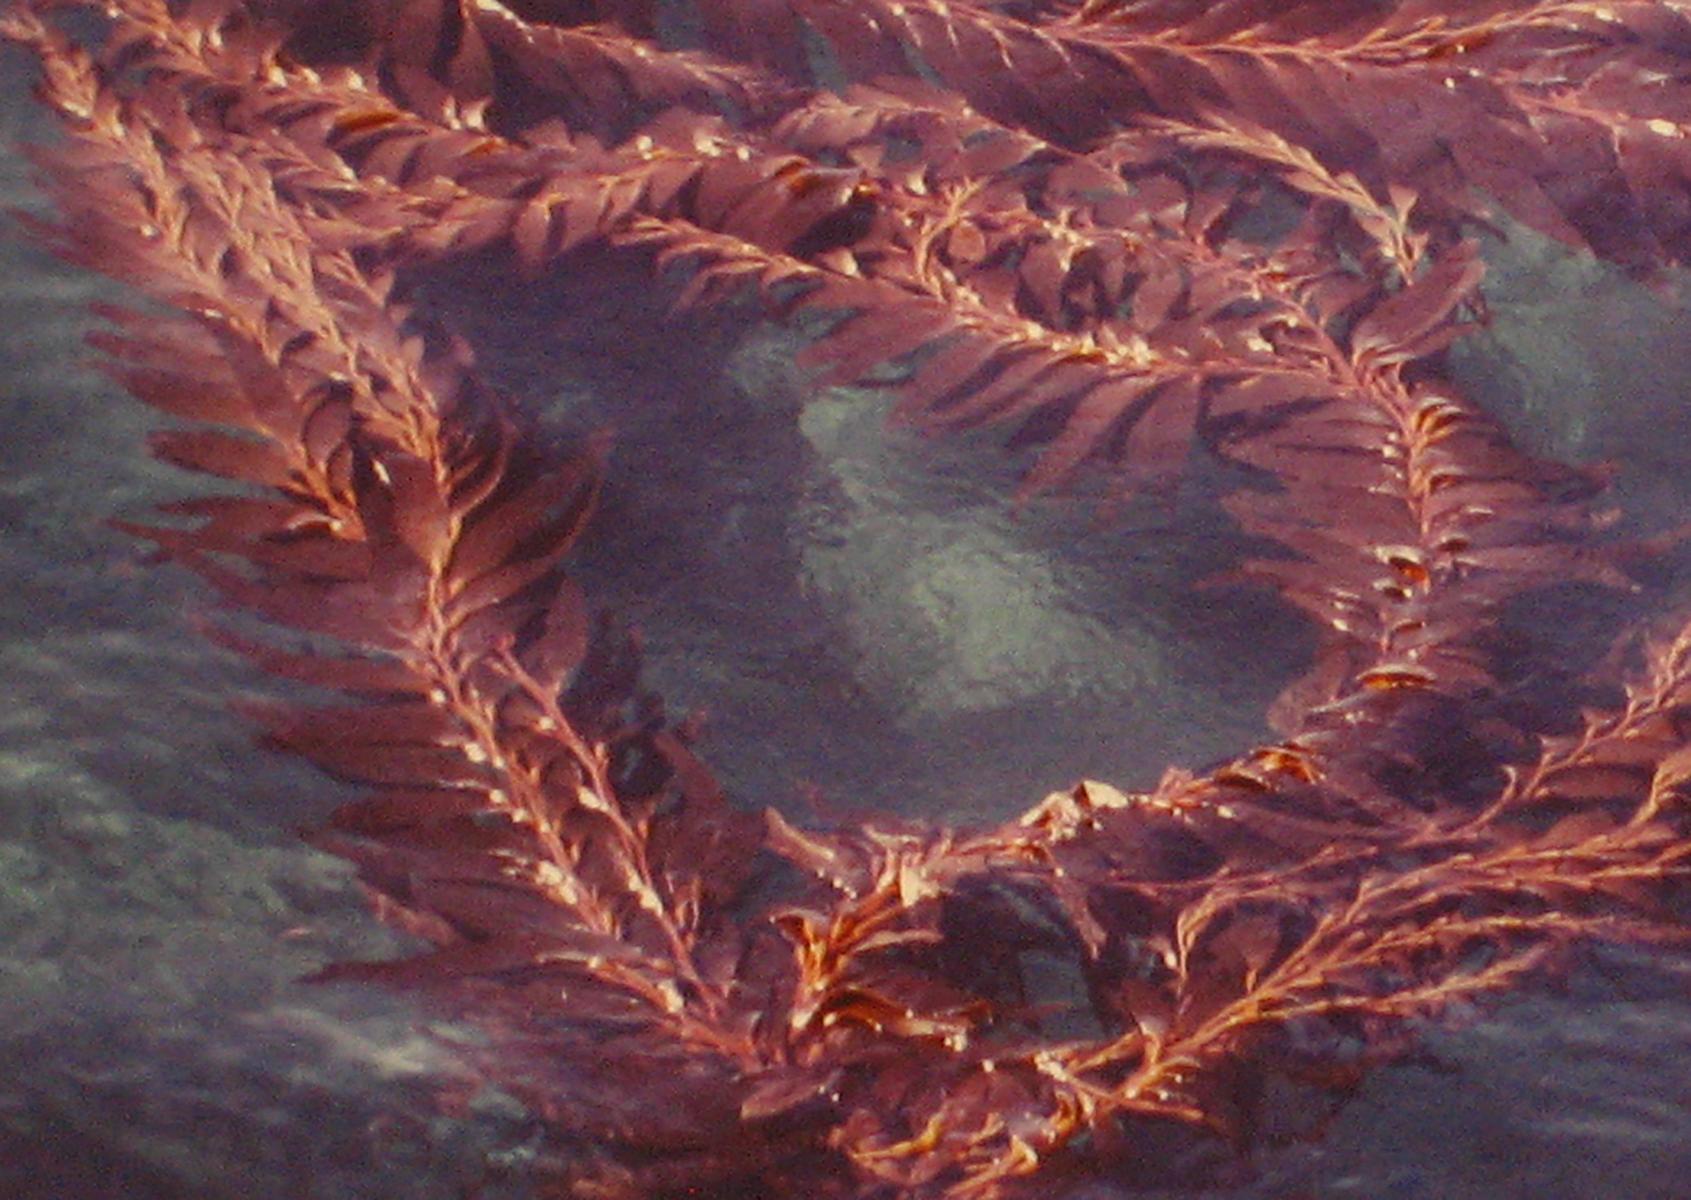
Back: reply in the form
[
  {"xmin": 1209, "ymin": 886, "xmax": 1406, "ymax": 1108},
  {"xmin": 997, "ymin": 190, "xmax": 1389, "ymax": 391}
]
[{"xmin": 8, "ymin": 1, "xmax": 1691, "ymax": 1196}]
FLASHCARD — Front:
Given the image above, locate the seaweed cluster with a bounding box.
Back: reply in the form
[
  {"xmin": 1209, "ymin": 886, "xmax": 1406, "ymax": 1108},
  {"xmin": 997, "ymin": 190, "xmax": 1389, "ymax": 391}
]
[{"xmin": 9, "ymin": 1, "xmax": 1691, "ymax": 1196}]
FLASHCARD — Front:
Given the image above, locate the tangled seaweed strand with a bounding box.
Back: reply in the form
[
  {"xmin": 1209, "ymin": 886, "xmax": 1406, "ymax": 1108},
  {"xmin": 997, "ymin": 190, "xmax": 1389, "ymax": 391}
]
[{"xmin": 8, "ymin": 0, "xmax": 1691, "ymax": 1196}]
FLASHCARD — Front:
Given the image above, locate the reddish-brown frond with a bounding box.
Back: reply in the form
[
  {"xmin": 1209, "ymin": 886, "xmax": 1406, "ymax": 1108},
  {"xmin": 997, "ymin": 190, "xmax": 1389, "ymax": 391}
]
[{"xmin": 10, "ymin": 0, "xmax": 1691, "ymax": 1197}]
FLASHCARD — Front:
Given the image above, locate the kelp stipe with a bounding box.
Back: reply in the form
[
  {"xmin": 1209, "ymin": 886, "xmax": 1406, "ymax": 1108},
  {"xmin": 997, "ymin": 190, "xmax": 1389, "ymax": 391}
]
[{"xmin": 7, "ymin": 1, "xmax": 1691, "ymax": 1196}]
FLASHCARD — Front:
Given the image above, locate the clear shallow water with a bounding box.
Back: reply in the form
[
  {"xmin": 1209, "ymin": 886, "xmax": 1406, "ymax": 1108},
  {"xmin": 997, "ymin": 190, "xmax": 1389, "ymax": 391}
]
[{"xmin": 4, "ymin": 40, "xmax": 1691, "ymax": 1200}]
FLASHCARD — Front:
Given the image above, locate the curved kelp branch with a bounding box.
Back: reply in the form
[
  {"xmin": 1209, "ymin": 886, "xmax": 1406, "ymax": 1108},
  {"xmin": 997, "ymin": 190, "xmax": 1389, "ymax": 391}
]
[
  {"xmin": 41, "ymin": 0, "xmax": 1610, "ymax": 692},
  {"xmin": 6, "ymin": 6, "xmax": 779, "ymax": 1167},
  {"xmin": 465, "ymin": 0, "xmax": 1691, "ymax": 273},
  {"xmin": 739, "ymin": 756, "xmax": 1691, "ymax": 1199},
  {"xmin": 789, "ymin": 619, "xmax": 1691, "ymax": 1197},
  {"xmin": 757, "ymin": 80, "xmax": 1630, "ymax": 841}
]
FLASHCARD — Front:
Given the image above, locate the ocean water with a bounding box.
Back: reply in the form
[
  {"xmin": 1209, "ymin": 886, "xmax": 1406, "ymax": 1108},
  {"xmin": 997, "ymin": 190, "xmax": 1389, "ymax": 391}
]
[{"xmin": 4, "ymin": 31, "xmax": 1691, "ymax": 1200}]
